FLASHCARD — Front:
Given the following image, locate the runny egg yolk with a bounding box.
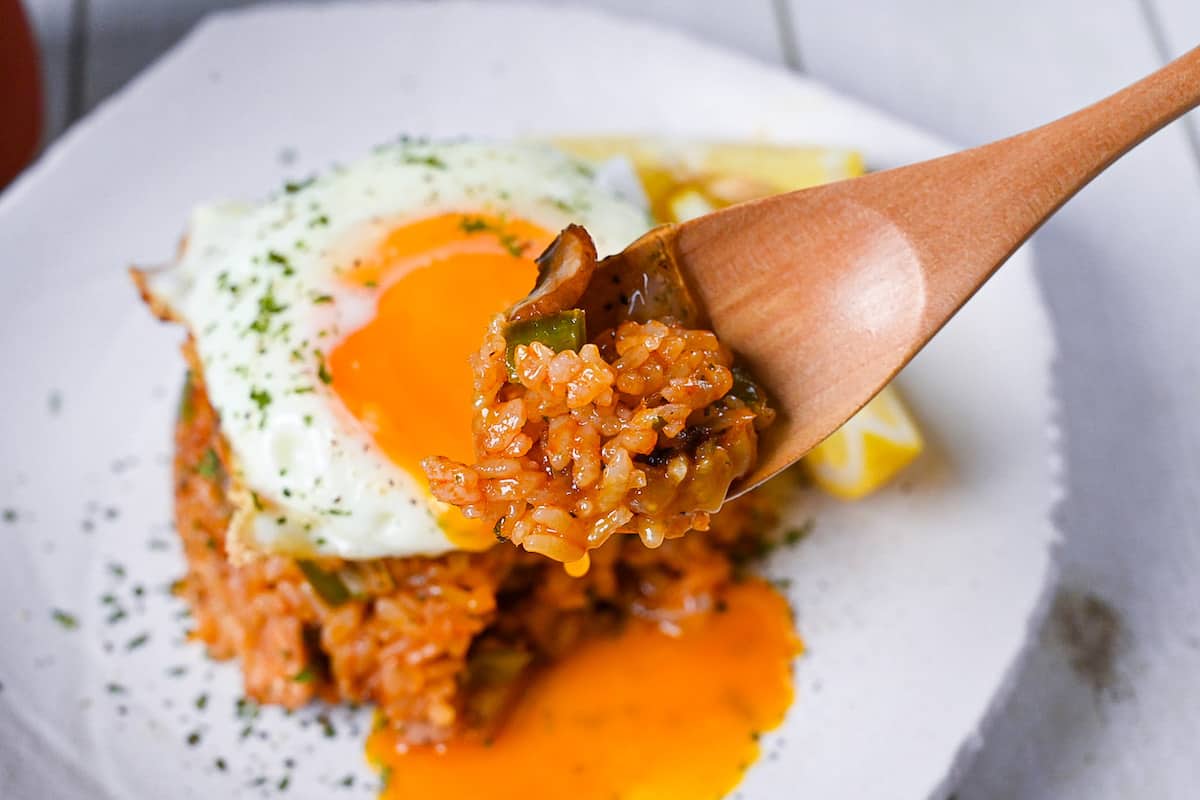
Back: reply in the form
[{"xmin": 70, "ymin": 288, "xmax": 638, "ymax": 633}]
[
  {"xmin": 367, "ymin": 579, "xmax": 799, "ymax": 800},
  {"xmin": 329, "ymin": 212, "xmax": 553, "ymax": 545}
]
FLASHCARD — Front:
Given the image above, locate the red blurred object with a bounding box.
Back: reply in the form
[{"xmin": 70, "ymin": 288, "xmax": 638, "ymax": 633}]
[{"xmin": 0, "ymin": 0, "xmax": 43, "ymax": 188}]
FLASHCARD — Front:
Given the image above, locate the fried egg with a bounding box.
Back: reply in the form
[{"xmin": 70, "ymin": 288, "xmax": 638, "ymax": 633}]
[{"xmin": 141, "ymin": 141, "xmax": 650, "ymax": 559}]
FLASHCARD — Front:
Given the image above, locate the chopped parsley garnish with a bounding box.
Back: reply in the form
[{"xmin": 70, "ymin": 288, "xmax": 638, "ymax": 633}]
[
  {"xmin": 266, "ymin": 250, "xmax": 295, "ymax": 275},
  {"xmin": 249, "ymin": 286, "xmax": 289, "ymax": 334},
  {"xmin": 316, "ymin": 352, "xmax": 333, "ymax": 385},
  {"xmin": 292, "ymin": 666, "xmax": 315, "ymax": 683},
  {"xmin": 196, "ymin": 448, "xmax": 222, "ymax": 479},
  {"xmin": 312, "ymin": 294, "xmax": 334, "ymax": 304},
  {"xmin": 458, "ymin": 216, "xmax": 527, "ymax": 256},
  {"xmin": 401, "ymin": 153, "xmax": 446, "ymax": 169},
  {"xmin": 498, "ymin": 232, "xmax": 527, "ymax": 257},
  {"xmin": 784, "ymin": 520, "xmax": 815, "ymax": 546},
  {"xmin": 283, "ymin": 177, "xmax": 315, "ymax": 194},
  {"xmin": 259, "ymin": 288, "xmax": 288, "ymax": 314},
  {"xmin": 51, "ymin": 609, "xmax": 78, "ymax": 629},
  {"xmin": 236, "ymin": 697, "xmax": 260, "ymax": 721},
  {"xmin": 249, "ymin": 387, "xmax": 272, "ymax": 411},
  {"xmin": 459, "ymin": 215, "xmax": 489, "ymax": 233},
  {"xmin": 126, "ymin": 633, "xmax": 149, "ymax": 650}
]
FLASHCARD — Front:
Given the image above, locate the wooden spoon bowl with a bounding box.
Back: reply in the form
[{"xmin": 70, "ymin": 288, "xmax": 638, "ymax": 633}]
[{"xmin": 609, "ymin": 45, "xmax": 1200, "ymax": 495}]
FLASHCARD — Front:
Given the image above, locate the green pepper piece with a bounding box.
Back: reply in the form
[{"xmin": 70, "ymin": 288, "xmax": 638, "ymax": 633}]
[
  {"xmin": 465, "ymin": 646, "xmax": 534, "ymax": 688},
  {"xmin": 178, "ymin": 370, "xmax": 196, "ymax": 423},
  {"xmin": 503, "ymin": 310, "xmax": 586, "ymax": 379},
  {"xmin": 297, "ymin": 560, "xmax": 352, "ymax": 606},
  {"xmin": 462, "ymin": 646, "xmax": 534, "ymax": 731},
  {"xmin": 729, "ymin": 364, "xmax": 777, "ymax": 430},
  {"xmin": 730, "ymin": 365, "xmax": 767, "ymax": 411}
]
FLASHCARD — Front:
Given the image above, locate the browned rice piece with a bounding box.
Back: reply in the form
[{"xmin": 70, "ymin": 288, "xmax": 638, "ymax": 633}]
[{"xmin": 423, "ymin": 317, "xmax": 768, "ymax": 563}]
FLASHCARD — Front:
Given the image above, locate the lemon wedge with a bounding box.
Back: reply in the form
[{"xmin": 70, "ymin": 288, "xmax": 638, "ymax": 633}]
[
  {"xmin": 552, "ymin": 137, "xmax": 863, "ymax": 223},
  {"xmin": 552, "ymin": 136, "xmax": 924, "ymax": 498},
  {"xmin": 801, "ymin": 386, "xmax": 924, "ymax": 499},
  {"xmin": 665, "ymin": 187, "xmax": 717, "ymax": 222}
]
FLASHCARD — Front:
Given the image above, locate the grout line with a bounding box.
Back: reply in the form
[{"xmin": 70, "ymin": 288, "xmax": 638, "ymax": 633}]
[
  {"xmin": 771, "ymin": 0, "xmax": 804, "ymax": 73},
  {"xmin": 66, "ymin": 0, "xmax": 90, "ymax": 122},
  {"xmin": 1136, "ymin": 0, "xmax": 1200, "ymax": 183}
]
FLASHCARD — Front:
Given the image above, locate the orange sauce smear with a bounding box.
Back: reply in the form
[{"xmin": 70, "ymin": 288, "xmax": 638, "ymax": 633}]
[
  {"xmin": 367, "ymin": 579, "xmax": 799, "ymax": 800},
  {"xmin": 329, "ymin": 213, "xmax": 553, "ymax": 546}
]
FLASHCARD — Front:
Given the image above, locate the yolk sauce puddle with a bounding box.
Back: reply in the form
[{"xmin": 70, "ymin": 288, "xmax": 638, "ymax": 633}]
[
  {"xmin": 329, "ymin": 212, "xmax": 551, "ymax": 548},
  {"xmin": 368, "ymin": 579, "xmax": 799, "ymax": 800}
]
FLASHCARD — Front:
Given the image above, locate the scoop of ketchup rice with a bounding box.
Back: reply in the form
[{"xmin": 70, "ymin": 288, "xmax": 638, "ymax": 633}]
[{"xmin": 0, "ymin": 0, "xmax": 43, "ymax": 188}]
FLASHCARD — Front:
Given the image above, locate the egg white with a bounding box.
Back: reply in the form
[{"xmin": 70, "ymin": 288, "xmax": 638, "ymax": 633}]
[{"xmin": 144, "ymin": 141, "xmax": 650, "ymax": 559}]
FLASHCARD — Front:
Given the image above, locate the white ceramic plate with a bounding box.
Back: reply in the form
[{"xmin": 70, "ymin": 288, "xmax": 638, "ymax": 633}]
[{"xmin": 0, "ymin": 4, "xmax": 1059, "ymax": 799}]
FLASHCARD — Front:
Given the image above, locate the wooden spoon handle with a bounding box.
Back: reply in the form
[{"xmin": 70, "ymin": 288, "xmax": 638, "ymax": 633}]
[
  {"xmin": 862, "ymin": 45, "xmax": 1200, "ymax": 335},
  {"xmin": 674, "ymin": 46, "xmax": 1200, "ymax": 361},
  {"xmin": 1033, "ymin": 43, "xmax": 1200, "ymax": 176}
]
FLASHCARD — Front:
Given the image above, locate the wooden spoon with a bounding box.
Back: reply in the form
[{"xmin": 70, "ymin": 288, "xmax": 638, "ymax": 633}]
[{"xmin": 605, "ymin": 45, "xmax": 1200, "ymax": 497}]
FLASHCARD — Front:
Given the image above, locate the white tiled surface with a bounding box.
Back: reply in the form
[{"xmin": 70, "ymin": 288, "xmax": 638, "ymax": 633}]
[{"xmin": 15, "ymin": 1, "xmax": 1200, "ymax": 797}]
